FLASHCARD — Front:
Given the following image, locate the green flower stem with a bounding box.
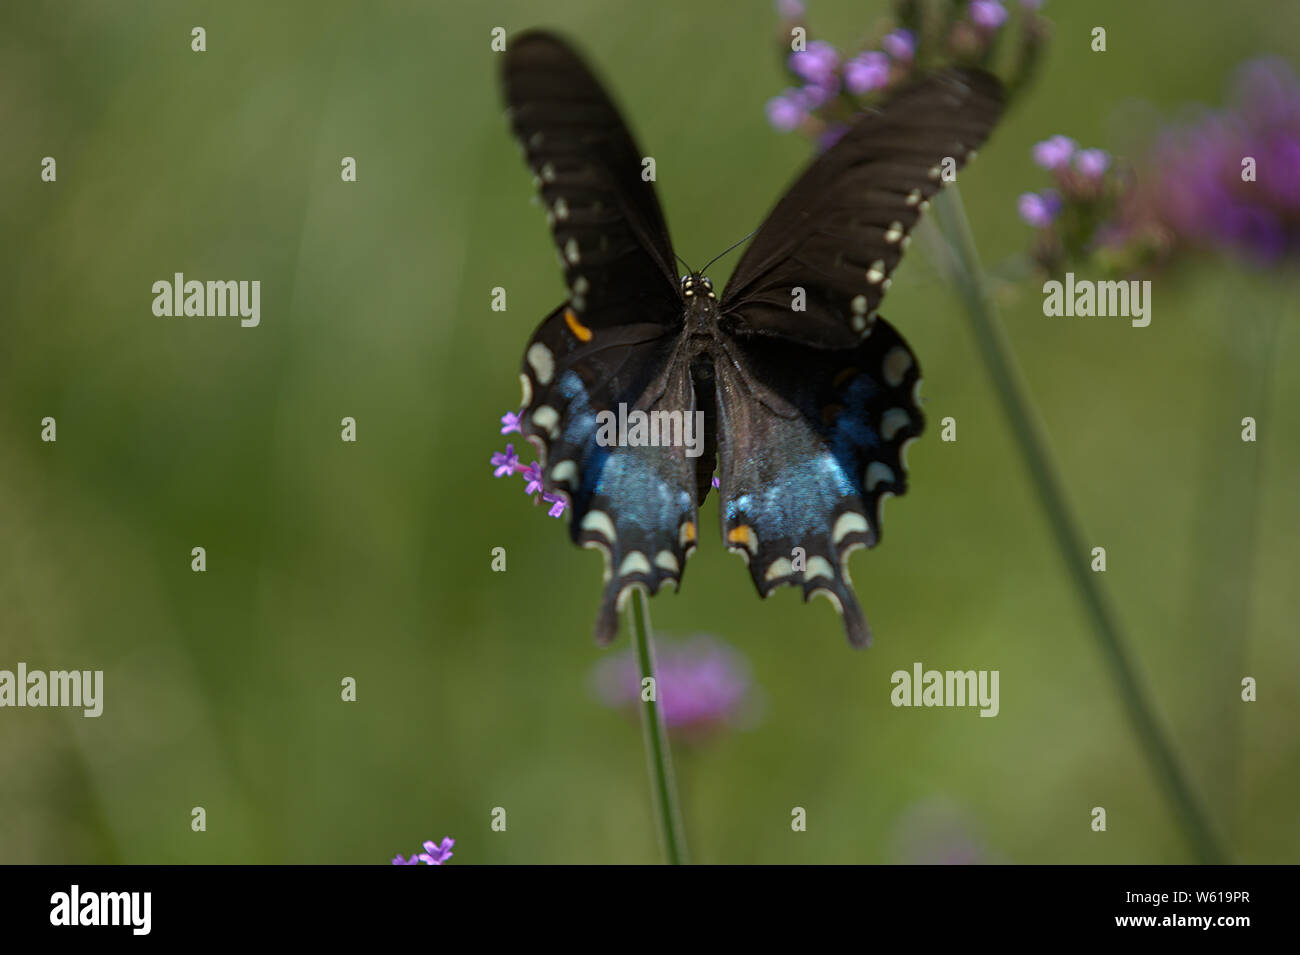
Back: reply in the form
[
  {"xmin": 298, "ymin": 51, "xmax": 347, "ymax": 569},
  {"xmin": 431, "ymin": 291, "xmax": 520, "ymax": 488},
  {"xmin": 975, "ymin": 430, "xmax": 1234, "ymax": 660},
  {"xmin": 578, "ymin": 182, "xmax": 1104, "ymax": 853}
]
[
  {"xmin": 629, "ymin": 588, "xmax": 689, "ymax": 864},
  {"xmin": 931, "ymin": 187, "xmax": 1227, "ymax": 864}
]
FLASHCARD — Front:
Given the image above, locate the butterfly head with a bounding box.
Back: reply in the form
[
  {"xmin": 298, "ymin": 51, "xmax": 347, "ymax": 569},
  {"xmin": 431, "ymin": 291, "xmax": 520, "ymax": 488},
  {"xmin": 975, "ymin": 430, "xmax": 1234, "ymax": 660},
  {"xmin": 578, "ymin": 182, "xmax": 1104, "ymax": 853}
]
[{"xmin": 680, "ymin": 273, "xmax": 715, "ymax": 300}]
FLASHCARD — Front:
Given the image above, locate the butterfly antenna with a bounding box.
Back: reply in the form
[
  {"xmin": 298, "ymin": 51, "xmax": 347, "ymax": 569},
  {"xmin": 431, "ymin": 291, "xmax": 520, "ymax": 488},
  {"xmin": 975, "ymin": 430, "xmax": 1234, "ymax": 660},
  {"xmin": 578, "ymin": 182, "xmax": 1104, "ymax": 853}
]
[
  {"xmin": 699, "ymin": 228, "xmax": 758, "ymax": 276},
  {"xmin": 674, "ymin": 251, "xmax": 695, "ymax": 275}
]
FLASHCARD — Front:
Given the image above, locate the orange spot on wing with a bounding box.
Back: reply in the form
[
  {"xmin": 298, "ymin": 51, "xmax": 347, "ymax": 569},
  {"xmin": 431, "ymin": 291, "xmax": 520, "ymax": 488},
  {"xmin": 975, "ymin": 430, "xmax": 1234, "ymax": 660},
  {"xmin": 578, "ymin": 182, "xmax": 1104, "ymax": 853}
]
[
  {"xmin": 564, "ymin": 308, "xmax": 593, "ymax": 342},
  {"xmin": 727, "ymin": 525, "xmax": 752, "ymax": 547},
  {"xmin": 682, "ymin": 521, "xmax": 697, "ymax": 543}
]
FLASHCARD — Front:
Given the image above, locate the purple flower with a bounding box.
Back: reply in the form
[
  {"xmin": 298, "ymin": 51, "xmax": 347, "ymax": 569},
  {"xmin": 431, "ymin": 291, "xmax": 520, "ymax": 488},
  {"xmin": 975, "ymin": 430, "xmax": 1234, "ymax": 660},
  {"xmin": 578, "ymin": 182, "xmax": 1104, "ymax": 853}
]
[
  {"xmin": 845, "ymin": 51, "xmax": 890, "ymax": 95},
  {"xmin": 490, "ymin": 444, "xmax": 519, "ymax": 478},
  {"xmin": 788, "ymin": 41, "xmax": 839, "ymax": 85},
  {"xmin": 592, "ymin": 634, "xmax": 756, "ymax": 737},
  {"xmin": 969, "ymin": 0, "xmax": 1008, "ymax": 30},
  {"xmin": 542, "ymin": 492, "xmax": 567, "ymax": 518},
  {"xmin": 804, "ymin": 73, "xmax": 843, "ymax": 108},
  {"xmin": 1075, "ymin": 148, "xmax": 1111, "ymax": 178},
  {"xmin": 1017, "ymin": 190, "xmax": 1061, "ymax": 227},
  {"xmin": 417, "ymin": 837, "xmax": 455, "ymax": 865},
  {"xmin": 766, "ymin": 89, "xmax": 807, "ymax": 132},
  {"xmin": 1032, "ymin": 134, "xmax": 1077, "ymax": 170},
  {"xmin": 882, "ymin": 29, "xmax": 916, "ymax": 62},
  {"xmin": 519, "ymin": 461, "xmax": 544, "ymax": 496},
  {"xmin": 500, "ymin": 410, "xmax": 522, "ymax": 434},
  {"xmin": 711, "ymin": 475, "xmax": 721, "ymax": 489},
  {"xmin": 391, "ymin": 854, "xmax": 419, "ymax": 865},
  {"xmin": 1143, "ymin": 57, "xmax": 1300, "ymax": 263}
]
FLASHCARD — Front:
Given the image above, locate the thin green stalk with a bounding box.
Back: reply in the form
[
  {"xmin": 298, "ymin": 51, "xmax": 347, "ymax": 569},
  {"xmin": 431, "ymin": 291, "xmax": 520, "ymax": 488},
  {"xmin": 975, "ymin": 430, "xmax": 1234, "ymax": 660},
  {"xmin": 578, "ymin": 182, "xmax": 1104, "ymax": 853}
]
[
  {"xmin": 628, "ymin": 588, "xmax": 689, "ymax": 864},
  {"xmin": 930, "ymin": 187, "xmax": 1227, "ymax": 864}
]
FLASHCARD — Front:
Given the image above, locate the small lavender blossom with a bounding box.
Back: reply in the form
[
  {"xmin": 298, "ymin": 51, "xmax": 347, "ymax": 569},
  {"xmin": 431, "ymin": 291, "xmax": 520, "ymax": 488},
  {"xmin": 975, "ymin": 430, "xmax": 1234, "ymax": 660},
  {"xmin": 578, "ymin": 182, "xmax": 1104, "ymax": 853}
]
[
  {"xmin": 969, "ymin": 0, "xmax": 1009, "ymax": 30},
  {"xmin": 520, "ymin": 461, "xmax": 544, "ymax": 496},
  {"xmin": 500, "ymin": 410, "xmax": 522, "ymax": 434},
  {"xmin": 798, "ymin": 74, "xmax": 841, "ymax": 111},
  {"xmin": 1031, "ymin": 134, "xmax": 1077, "ymax": 170},
  {"xmin": 881, "ymin": 29, "xmax": 915, "ymax": 62},
  {"xmin": 711, "ymin": 475, "xmax": 721, "ymax": 489},
  {"xmin": 1074, "ymin": 148, "xmax": 1111, "ymax": 178},
  {"xmin": 788, "ymin": 40, "xmax": 839, "ymax": 84},
  {"xmin": 845, "ymin": 51, "xmax": 890, "ymax": 95},
  {"xmin": 592, "ymin": 634, "xmax": 755, "ymax": 737},
  {"xmin": 1017, "ymin": 190, "xmax": 1061, "ymax": 227},
  {"xmin": 391, "ymin": 854, "xmax": 419, "ymax": 865},
  {"xmin": 542, "ymin": 492, "xmax": 567, "ymax": 518},
  {"xmin": 766, "ymin": 89, "xmax": 807, "ymax": 132},
  {"xmin": 418, "ymin": 837, "xmax": 455, "ymax": 865},
  {"xmin": 491, "ymin": 444, "xmax": 519, "ymax": 477}
]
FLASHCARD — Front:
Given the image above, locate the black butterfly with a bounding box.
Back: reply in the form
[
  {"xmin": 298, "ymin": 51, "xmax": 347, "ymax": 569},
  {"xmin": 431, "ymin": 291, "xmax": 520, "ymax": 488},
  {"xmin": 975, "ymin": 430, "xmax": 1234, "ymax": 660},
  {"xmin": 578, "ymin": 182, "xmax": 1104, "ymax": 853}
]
[{"xmin": 501, "ymin": 31, "xmax": 1003, "ymax": 647}]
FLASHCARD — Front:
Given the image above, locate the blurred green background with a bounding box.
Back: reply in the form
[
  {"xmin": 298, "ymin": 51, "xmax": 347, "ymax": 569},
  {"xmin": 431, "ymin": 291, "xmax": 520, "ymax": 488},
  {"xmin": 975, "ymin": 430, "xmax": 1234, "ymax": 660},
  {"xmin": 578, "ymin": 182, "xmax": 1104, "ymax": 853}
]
[{"xmin": 1, "ymin": 0, "xmax": 1297, "ymax": 864}]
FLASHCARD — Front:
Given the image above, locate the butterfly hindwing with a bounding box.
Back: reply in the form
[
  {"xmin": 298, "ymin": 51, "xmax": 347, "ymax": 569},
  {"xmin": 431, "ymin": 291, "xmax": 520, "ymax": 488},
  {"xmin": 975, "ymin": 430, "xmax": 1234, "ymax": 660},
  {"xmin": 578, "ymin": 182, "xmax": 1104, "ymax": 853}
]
[
  {"xmin": 518, "ymin": 307, "xmax": 700, "ymax": 643},
  {"xmin": 720, "ymin": 68, "xmax": 1004, "ymax": 347},
  {"xmin": 713, "ymin": 315, "xmax": 923, "ymax": 647}
]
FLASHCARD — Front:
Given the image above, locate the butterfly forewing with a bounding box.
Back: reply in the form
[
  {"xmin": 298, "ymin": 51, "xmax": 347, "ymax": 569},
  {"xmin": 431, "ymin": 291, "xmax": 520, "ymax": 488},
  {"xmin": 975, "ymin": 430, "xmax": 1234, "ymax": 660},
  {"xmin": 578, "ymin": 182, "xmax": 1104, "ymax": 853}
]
[
  {"xmin": 720, "ymin": 68, "xmax": 1005, "ymax": 347},
  {"xmin": 502, "ymin": 31, "xmax": 682, "ymax": 329}
]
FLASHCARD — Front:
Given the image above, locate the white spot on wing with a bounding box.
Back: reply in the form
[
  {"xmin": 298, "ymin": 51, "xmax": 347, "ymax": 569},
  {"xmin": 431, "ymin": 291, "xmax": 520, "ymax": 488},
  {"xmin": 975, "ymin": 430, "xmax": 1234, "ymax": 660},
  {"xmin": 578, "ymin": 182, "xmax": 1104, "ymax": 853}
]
[
  {"xmin": 810, "ymin": 588, "xmax": 844, "ymax": 614},
  {"xmin": 581, "ymin": 509, "xmax": 616, "ymax": 542},
  {"xmin": 531, "ymin": 404, "xmax": 560, "ymax": 438},
  {"xmin": 618, "ymin": 551, "xmax": 652, "ymax": 577},
  {"xmin": 806, "ymin": 556, "xmax": 835, "ymax": 581},
  {"xmin": 832, "ymin": 511, "xmax": 869, "ymax": 545},
  {"xmin": 765, "ymin": 557, "xmax": 793, "ymax": 582},
  {"xmin": 866, "ymin": 461, "xmax": 894, "ymax": 491},
  {"xmin": 527, "ymin": 343, "xmax": 555, "ymax": 385},
  {"xmin": 883, "ymin": 346, "xmax": 912, "ymax": 387},
  {"xmin": 881, "ymin": 407, "xmax": 911, "ymax": 441}
]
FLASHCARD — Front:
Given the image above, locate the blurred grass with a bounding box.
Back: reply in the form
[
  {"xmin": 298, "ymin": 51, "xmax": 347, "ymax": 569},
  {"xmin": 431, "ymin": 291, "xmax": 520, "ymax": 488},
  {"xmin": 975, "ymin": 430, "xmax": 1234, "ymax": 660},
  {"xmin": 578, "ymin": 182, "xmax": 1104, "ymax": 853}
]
[{"xmin": 1, "ymin": 0, "xmax": 1297, "ymax": 863}]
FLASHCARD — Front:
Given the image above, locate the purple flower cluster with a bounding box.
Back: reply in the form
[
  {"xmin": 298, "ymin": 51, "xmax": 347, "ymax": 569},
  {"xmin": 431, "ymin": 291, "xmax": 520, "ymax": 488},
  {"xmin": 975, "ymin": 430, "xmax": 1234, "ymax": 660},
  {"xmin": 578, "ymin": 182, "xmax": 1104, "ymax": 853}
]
[
  {"xmin": 1017, "ymin": 135, "xmax": 1113, "ymax": 227},
  {"xmin": 765, "ymin": 1, "xmax": 1046, "ymax": 143},
  {"xmin": 766, "ymin": 23, "xmax": 914, "ymax": 135},
  {"xmin": 392, "ymin": 836, "xmax": 455, "ymax": 865},
  {"xmin": 1015, "ymin": 134, "xmax": 1124, "ymax": 271},
  {"xmin": 592, "ymin": 634, "xmax": 756, "ymax": 739},
  {"xmin": 491, "ymin": 411, "xmax": 567, "ymax": 518},
  {"xmin": 1018, "ymin": 57, "xmax": 1300, "ymax": 275},
  {"xmin": 1146, "ymin": 57, "xmax": 1300, "ymax": 263}
]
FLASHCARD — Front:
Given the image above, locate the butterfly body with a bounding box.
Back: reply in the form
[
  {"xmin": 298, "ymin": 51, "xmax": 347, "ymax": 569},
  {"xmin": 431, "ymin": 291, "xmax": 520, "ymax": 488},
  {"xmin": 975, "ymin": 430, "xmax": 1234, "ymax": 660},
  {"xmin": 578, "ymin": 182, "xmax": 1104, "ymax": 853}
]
[{"xmin": 502, "ymin": 31, "xmax": 1003, "ymax": 647}]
